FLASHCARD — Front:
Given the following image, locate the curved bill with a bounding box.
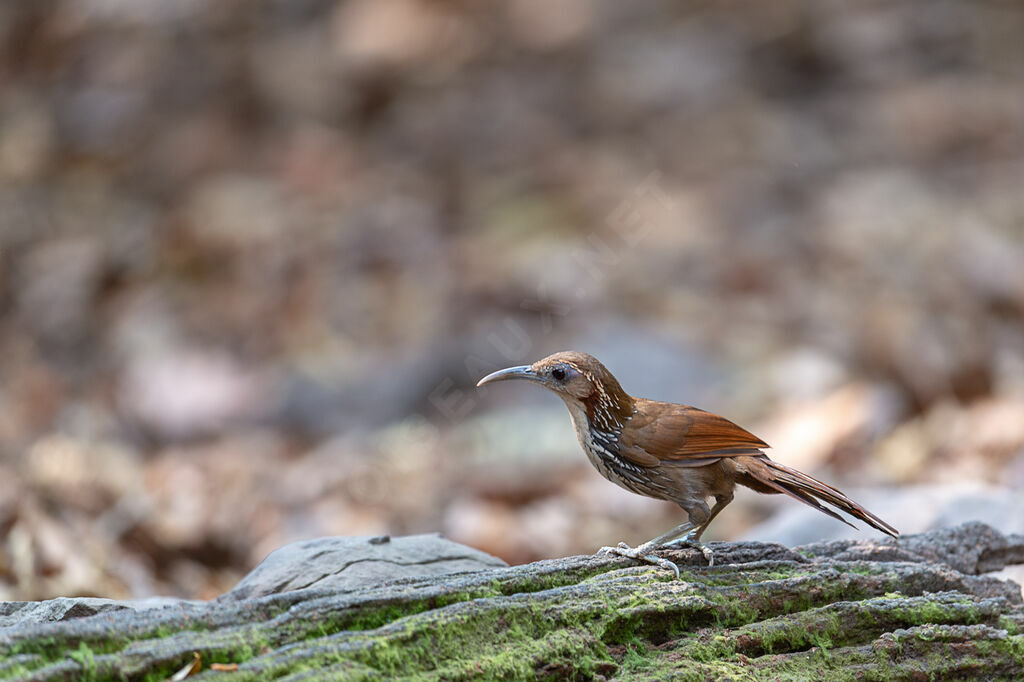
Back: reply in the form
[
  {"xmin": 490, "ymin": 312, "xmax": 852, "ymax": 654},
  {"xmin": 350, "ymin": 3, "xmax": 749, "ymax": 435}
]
[{"xmin": 476, "ymin": 365, "xmax": 537, "ymax": 387}]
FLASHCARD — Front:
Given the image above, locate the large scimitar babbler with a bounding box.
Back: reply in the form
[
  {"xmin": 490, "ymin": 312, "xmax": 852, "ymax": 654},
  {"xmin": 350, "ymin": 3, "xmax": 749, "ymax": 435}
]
[{"xmin": 477, "ymin": 351, "xmax": 898, "ymax": 577}]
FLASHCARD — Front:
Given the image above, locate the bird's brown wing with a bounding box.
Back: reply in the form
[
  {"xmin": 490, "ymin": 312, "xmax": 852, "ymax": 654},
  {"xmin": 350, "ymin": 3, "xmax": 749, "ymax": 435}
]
[{"xmin": 618, "ymin": 400, "xmax": 768, "ymax": 468}]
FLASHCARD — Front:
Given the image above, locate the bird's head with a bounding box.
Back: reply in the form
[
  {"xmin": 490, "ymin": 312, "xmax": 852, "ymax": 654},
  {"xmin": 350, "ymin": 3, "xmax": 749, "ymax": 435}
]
[{"xmin": 477, "ymin": 351, "xmax": 633, "ymax": 421}]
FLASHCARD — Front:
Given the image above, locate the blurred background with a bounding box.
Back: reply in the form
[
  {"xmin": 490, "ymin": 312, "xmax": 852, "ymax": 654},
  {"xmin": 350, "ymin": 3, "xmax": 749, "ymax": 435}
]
[{"xmin": 2, "ymin": 0, "xmax": 1024, "ymax": 601}]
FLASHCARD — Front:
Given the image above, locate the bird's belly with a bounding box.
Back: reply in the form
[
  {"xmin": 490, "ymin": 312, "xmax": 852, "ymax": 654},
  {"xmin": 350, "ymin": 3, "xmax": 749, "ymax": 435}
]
[
  {"xmin": 581, "ymin": 444, "xmax": 672, "ymax": 500},
  {"xmin": 659, "ymin": 459, "xmax": 734, "ymax": 501}
]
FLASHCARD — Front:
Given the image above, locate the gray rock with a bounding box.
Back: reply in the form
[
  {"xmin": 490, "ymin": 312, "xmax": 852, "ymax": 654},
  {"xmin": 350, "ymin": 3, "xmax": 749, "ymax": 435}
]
[
  {"xmin": 219, "ymin": 533, "xmax": 507, "ymax": 601},
  {"xmin": 794, "ymin": 520, "xmax": 1024, "ymax": 577},
  {"xmin": 0, "ymin": 520, "xmax": 1019, "ymax": 675},
  {"xmin": 0, "ymin": 525, "xmax": 1020, "ymax": 680},
  {"xmin": 0, "ymin": 534, "xmax": 503, "ymax": 632},
  {"xmin": 0, "ymin": 597, "xmax": 198, "ymax": 629}
]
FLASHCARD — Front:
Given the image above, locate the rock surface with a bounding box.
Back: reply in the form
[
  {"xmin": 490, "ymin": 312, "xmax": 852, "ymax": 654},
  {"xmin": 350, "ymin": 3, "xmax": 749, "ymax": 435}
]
[
  {"xmin": 222, "ymin": 533, "xmax": 508, "ymax": 600},
  {"xmin": 1, "ymin": 522, "xmax": 1023, "ymax": 680}
]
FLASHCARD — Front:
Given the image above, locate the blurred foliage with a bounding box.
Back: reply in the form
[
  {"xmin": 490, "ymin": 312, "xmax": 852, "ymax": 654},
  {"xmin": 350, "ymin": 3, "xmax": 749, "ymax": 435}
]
[{"xmin": 0, "ymin": 0, "xmax": 1023, "ymax": 600}]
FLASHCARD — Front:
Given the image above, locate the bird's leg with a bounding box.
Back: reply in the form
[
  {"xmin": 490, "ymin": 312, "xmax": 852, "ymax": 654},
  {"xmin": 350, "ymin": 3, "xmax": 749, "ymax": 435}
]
[
  {"xmin": 662, "ymin": 493, "xmax": 734, "ymax": 567},
  {"xmin": 598, "ymin": 522, "xmax": 696, "ymax": 579},
  {"xmin": 661, "ymin": 528, "xmax": 715, "ymax": 566},
  {"xmin": 637, "ymin": 521, "xmax": 699, "ymax": 550}
]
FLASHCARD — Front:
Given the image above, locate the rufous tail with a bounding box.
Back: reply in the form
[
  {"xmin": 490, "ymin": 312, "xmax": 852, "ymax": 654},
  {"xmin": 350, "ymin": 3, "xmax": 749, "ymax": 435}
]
[{"xmin": 738, "ymin": 456, "xmax": 899, "ymax": 537}]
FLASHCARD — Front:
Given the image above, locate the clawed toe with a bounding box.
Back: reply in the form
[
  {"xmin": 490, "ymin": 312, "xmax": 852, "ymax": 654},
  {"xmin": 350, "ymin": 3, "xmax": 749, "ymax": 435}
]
[
  {"xmin": 650, "ymin": 555, "xmax": 681, "ymax": 580},
  {"xmin": 597, "ymin": 543, "xmax": 682, "ymax": 579},
  {"xmin": 598, "ymin": 544, "xmax": 642, "ymax": 559},
  {"xmin": 662, "ymin": 536, "xmax": 715, "ymax": 567}
]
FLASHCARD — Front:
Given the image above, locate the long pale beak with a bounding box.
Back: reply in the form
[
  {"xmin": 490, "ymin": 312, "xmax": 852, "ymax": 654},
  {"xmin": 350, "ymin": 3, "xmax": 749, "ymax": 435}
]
[{"xmin": 476, "ymin": 365, "xmax": 538, "ymax": 387}]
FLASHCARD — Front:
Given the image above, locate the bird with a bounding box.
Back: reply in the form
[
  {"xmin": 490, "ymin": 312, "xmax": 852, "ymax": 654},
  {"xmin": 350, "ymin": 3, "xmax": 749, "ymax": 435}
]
[{"xmin": 476, "ymin": 350, "xmax": 898, "ymax": 578}]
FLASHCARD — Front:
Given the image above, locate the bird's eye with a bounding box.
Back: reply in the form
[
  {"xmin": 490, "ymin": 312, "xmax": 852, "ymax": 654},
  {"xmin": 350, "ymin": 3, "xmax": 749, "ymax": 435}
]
[{"xmin": 551, "ymin": 367, "xmax": 566, "ymax": 381}]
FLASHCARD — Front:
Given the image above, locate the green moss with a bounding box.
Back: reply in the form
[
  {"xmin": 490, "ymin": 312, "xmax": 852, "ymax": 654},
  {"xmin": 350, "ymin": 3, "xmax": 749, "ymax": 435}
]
[
  {"xmin": 974, "ymin": 632, "xmax": 1024, "ymax": 658},
  {"xmin": 621, "ymin": 626, "xmax": 1022, "ymax": 682},
  {"xmin": 2, "ymin": 554, "xmax": 1020, "ymax": 681},
  {"xmin": 499, "ymin": 565, "xmax": 617, "ymax": 595},
  {"xmin": 5, "ymin": 633, "xmax": 128, "ymax": 670},
  {"xmin": 891, "ymin": 597, "xmax": 984, "ymax": 627},
  {"xmin": 998, "ymin": 615, "xmax": 1020, "ymax": 635},
  {"xmin": 67, "ymin": 642, "xmax": 100, "ymax": 681},
  {"xmin": 657, "ymin": 592, "xmax": 1006, "ymax": 667}
]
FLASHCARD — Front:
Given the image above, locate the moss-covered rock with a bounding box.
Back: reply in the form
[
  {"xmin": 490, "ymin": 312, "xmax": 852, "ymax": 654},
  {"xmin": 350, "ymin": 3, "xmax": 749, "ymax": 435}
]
[{"xmin": 1, "ymin": 522, "xmax": 1022, "ymax": 680}]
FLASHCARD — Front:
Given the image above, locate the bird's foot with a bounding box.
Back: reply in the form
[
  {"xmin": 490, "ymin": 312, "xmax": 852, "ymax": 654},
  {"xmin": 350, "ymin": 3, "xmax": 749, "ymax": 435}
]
[
  {"xmin": 662, "ymin": 532, "xmax": 715, "ymax": 567},
  {"xmin": 598, "ymin": 542, "xmax": 681, "ymax": 579}
]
